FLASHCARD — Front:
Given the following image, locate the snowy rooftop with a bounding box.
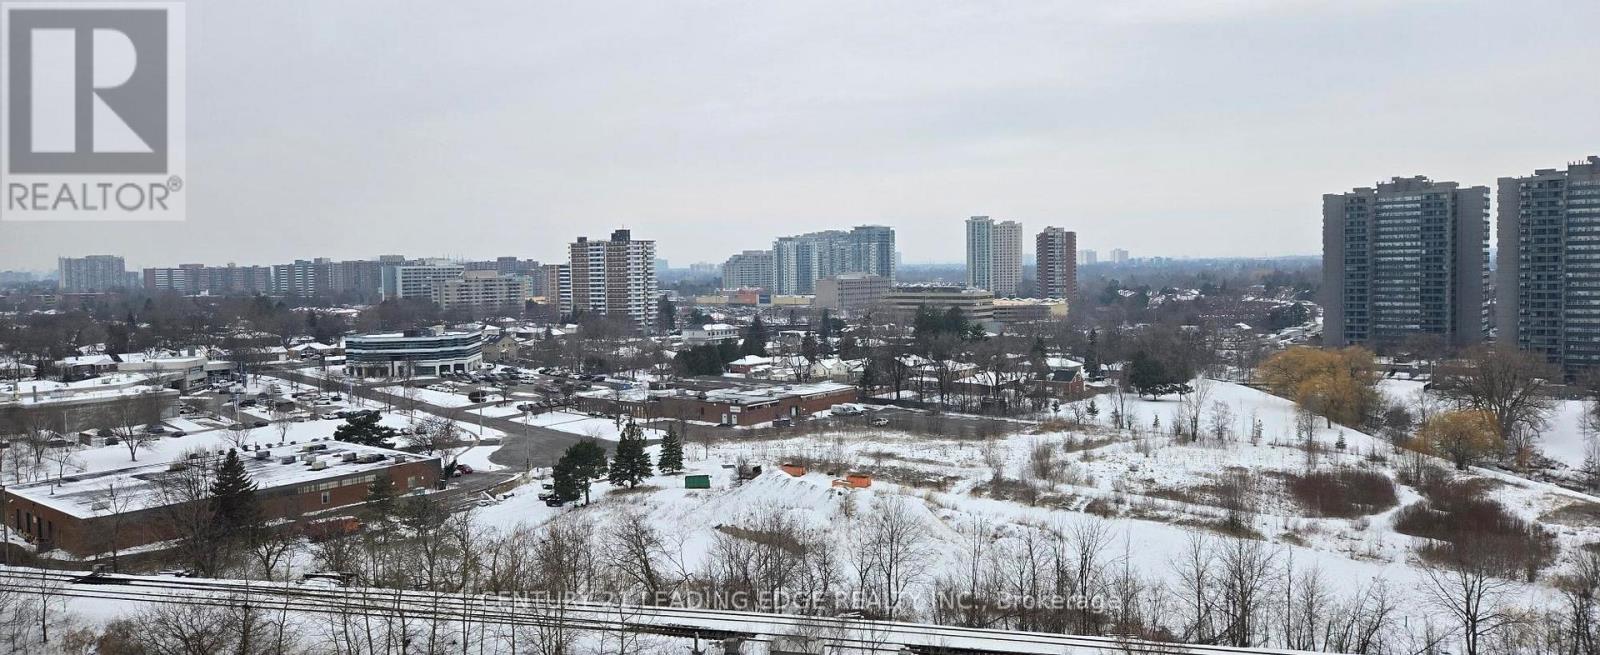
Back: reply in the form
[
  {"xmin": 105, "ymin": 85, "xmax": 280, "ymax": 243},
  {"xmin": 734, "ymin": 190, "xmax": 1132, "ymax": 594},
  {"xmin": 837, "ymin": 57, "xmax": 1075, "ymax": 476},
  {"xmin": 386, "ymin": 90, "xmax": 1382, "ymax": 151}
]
[
  {"xmin": 6, "ymin": 441, "xmax": 438, "ymax": 519},
  {"xmin": 0, "ymin": 373, "xmax": 164, "ymax": 406}
]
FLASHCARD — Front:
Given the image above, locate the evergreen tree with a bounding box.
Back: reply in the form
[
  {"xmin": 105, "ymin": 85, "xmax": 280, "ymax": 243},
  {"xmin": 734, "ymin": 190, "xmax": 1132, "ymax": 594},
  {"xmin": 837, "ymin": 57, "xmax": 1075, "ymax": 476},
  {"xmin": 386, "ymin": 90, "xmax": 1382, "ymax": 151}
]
[
  {"xmin": 554, "ymin": 440, "xmax": 609, "ymax": 503},
  {"xmin": 609, "ymin": 420, "xmax": 653, "ymax": 488},
  {"xmin": 656, "ymin": 295, "xmax": 677, "ymax": 332},
  {"xmin": 1086, "ymin": 398, "xmax": 1100, "ymax": 421},
  {"xmin": 334, "ymin": 412, "xmax": 398, "ymax": 448},
  {"xmin": 657, "ymin": 425, "xmax": 684, "ymax": 474},
  {"xmin": 363, "ymin": 473, "xmax": 400, "ymax": 529},
  {"xmin": 741, "ymin": 316, "xmax": 768, "ymax": 356},
  {"xmin": 210, "ymin": 450, "xmax": 262, "ymax": 539}
]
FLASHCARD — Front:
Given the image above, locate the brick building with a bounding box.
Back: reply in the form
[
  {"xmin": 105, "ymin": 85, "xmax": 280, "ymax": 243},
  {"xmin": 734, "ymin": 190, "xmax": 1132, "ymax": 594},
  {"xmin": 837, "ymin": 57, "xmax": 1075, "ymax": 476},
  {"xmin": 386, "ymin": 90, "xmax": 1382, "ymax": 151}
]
[{"xmin": 3, "ymin": 442, "xmax": 440, "ymax": 557}]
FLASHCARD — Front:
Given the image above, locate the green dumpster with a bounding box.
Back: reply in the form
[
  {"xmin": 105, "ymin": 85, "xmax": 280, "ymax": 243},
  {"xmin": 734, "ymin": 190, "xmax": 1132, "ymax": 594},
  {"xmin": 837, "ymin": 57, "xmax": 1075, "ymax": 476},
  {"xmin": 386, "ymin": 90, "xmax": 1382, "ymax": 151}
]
[{"xmin": 684, "ymin": 474, "xmax": 711, "ymax": 489}]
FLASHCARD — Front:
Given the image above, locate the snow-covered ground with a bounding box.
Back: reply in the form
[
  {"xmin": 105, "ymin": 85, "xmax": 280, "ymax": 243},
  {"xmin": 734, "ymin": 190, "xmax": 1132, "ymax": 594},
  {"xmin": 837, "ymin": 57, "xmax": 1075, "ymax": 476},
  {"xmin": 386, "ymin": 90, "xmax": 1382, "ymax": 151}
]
[
  {"xmin": 466, "ymin": 378, "xmax": 1599, "ymax": 641},
  {"xmin": 507, "ymin": 410, "xmax": 665, "ymax": 441}
]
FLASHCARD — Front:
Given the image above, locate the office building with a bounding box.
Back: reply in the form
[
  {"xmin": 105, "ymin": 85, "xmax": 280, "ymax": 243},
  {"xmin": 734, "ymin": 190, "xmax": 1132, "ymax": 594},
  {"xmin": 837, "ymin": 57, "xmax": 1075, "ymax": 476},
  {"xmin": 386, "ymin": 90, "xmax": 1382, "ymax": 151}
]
[
  {"xmin": 1035, "ymin": 227, "xmax": 1077, "ymax": 299},
  {"xmin": 1323, "ymin": 176, "xmax": 1489, "ymax": 348},
  {"xmin": 1496, "ymin": 156, "xmax": 1600, "ymax": 377},
  {"xmin": 882, "ymin": 285, "xmax": 995, "ymax": 323},
  {"xmin": 770, "ymin": 226, "xmax": 896, "ymax": 295},
  {"xmin": 58, "ymin": 256, "xmax": 127, "ymax": 292},
  {"xmin": 379, "ymin": 261, "xmax": 465, "ymax": 301},
  {"xmin": 722, "ymin": 250, "xmax": 774, "ymax": 290},
  {"xmin": 568, "ymin": 229, "xmax": 658, "ymax": 331},
  {"xmin": 346, "ymin": 328, "xmax": 484, "ymax": 377},
  {"xmin": 814, "ymin": 273, "xmax": 890, "ymax": 314}
]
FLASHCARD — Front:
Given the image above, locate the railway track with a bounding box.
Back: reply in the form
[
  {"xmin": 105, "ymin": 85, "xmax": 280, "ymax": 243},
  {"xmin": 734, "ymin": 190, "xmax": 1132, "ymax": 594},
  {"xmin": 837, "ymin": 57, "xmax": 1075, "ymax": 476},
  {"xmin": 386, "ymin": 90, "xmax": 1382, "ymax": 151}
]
[{"xmin": 0, "ymin": 567, "xmax": 1316, "ymax": 654}]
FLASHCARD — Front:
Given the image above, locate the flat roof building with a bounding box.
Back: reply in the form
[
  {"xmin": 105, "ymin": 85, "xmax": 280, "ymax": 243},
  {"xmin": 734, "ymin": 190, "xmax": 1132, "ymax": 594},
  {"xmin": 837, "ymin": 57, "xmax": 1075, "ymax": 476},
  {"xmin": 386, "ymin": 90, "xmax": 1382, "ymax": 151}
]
[
  {"xmin": 3, "ymin": 442, "xmax": 440, "ymax": 556},
  {"xmin": 1323, "ymin": 176, "xmax": 1489, "ymax": 349},
  {"xmin": 345, "ymin": 328, "xmax": 483, "ymax": 378},
  {"xmin": 1497, "ymin": 156, "xmax": 1600, "ymax": 378}
]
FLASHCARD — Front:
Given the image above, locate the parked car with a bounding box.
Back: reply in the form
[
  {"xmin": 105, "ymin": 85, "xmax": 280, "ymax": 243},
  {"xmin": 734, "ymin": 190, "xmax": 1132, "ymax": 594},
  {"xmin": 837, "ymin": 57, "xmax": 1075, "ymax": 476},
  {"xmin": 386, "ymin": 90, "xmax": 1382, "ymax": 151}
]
[
  {"xmin": 144, "ymin": 424, "xmax": 166, "ymax": 434},
  {"xmin": 456, "ymin": 464, "xmax": 474, "ymax": 474},
  {"xmin": 253, "ymin": 420, "xmax": 269, "ymax": 428},
  {"xmin": 869, "ymin": 417, "xmax": 889, "ymax": 427},
  {"xmin": 170, "ymin": 431, "xmax": 187, "ymax": 438}
]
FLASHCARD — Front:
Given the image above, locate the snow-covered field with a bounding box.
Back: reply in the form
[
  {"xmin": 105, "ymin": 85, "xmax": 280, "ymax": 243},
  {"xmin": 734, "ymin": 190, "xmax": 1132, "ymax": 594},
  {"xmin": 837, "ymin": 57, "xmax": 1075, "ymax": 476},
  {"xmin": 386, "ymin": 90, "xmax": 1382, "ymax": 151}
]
[
  {"xmin": 464, "ymin": 378, "xmax": 1600, "ymax": 645},
  {"xmin": 510, "ymin": 410, "xmax": 665, "ymax": 441}
]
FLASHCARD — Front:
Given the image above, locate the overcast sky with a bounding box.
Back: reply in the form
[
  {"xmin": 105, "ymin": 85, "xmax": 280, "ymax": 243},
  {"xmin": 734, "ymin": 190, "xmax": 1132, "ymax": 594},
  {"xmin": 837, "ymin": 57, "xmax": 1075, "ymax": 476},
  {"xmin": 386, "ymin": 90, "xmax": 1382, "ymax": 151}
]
[{"xmin": 3, "ymin": 0, "xmax": 1598, "ymax": 272}]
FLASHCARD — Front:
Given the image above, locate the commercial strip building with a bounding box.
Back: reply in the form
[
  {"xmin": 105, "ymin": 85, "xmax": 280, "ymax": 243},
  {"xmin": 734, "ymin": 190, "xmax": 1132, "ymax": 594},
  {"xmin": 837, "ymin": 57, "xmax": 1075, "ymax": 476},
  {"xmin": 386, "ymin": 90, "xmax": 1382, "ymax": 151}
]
[
  {"xmin": 1497, "ymin": 156, "xmax": 1600, "ymax": 377},
  {"xmin": 0, "ymin": 375, "xmax": 179, "ymax": 435},
  {"xmin": 992, "ymin": 298, "xmax": 1069, "ymax": 326},
  {"xmin": 1322, "ymin": 176, "xmax": 1489, "ymax": 349},
  {"xmin": 344, "ymin": 328, "xmax": 484, "ymax": 377},
  {"xmin": 682, "ymin": 324, "xmax": 740, "ymax": 346},
  {"xmin": 2, "ymin": 442, "xmax": 440, "ymax": 556},
  {"xmin": 573, "ymin": 379, "xmax": 858, "ymax": 427},
  {"xmin": 813, "ymin": 273, "xmax": 890, "ymax": 314},
  {"xmin": 1035, "ymin": 227, "xmax": 1077, "ymax": 299},
  {"xmin": 567, "ymin": 229, "xmax": 658, "ymax": 331},
  {"xmin": 771, "ymin": 226, "xmax": 896, "ymax": 295}
]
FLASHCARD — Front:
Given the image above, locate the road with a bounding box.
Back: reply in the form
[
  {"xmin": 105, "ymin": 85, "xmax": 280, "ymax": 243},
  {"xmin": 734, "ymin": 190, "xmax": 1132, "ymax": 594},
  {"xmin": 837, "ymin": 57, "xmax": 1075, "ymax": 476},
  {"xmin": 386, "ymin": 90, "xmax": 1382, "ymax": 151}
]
[{"xmin": 261, "ymin": 368, "xmax": 586, "ymax": 471}]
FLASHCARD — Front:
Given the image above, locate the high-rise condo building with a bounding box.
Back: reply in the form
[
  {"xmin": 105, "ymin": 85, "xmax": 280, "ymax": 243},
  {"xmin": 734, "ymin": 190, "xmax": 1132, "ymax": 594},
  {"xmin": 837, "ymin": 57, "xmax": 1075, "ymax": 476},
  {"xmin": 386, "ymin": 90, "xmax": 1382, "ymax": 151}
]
[
  {"xmin": 58, "ymin": 255, "xmax": 128, "ymax": 292},
  {"xmin": 273, "ymin": 259, "xmax": 334, "ymax": 297},
  {"xmin": 1110, "ymin": 248, "xmax": 1129, "ymax": 264},
  {"xmin": 568, "ymin": 229, "xmax": 657, "ymax": 331},
  {"xmin": 1323, "ymin": 176, "xmax": 1489, "ymax": 349},
  {"xmin": 1077, "ymin": 249, "xmax": 1097, "ymax": 266},
  {"xmin": 965, "ymin": 216, "xmax": 1022, "ymax": 297},
  {"xmin": 1496, "ymin": 155, "xmax": 1600, "ymax": 378},
  {"xmin": 431, "ymin": 270, "xmax": 528, "ymax": 313},
  {"xmin": 966, "ymin": 217, "xmax": 994, "ymax": 291},
  {"xmin": 144, "ymin": 264, "xmax": 271, "ymax": 295},
  {"xmin": 1036, "ymin": 227, "xmax": 1078, "ymax": 299},
  {"xmin": 770, "ymin": 226, "xmax": 895, "ymax": 295},
  {"xmin": 721, "ymin": 250, "xmax": 773, "ymax": 290},
  {"xmin": 380, "ymin": 261, "xmax": 465, "ymax": 301}
]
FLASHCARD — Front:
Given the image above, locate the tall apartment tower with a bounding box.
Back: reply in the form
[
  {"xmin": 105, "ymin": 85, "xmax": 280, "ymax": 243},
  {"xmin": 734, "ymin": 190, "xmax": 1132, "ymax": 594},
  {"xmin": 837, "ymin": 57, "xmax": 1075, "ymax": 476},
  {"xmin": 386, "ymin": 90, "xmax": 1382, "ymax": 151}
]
[
  {"xmin": 965, "ymin": 217, "xmax": 994, "ymax": 291},
  {"xmin": 1077, "ymin": 249, "xmax": 1097, "ymax": 266},
  {"xmin": 1110, "ymin": 248, "xmax": 1130, "ymax": 264},
  {"xmin": 965, "ymin": 217, "xmax": 1022, "ymax": 297},
  {"xmin": 770, "ymin": 226, "xmax": 895, "ymax": 295},
  {"xmin": 1036, "ymin": 227, "xmax": 1078, "ymax": 299},
  {"xmin": 1496, "ymin": 155, "xmax": 1600, "ymax": 378},
  {"xmin": 721, "ymin": 250, "xmax": 774, "ymax": 290},
  {"xmin": 568, "ymin": 229, "xmax": 658, "ymax": 332},
  {"xmin": 58, "ymin": 255, "xmax": 127, "ymax": 292},
  {"xmin": 1323, "ymin": 176, "xmax": 1490, "ymax": 349}
]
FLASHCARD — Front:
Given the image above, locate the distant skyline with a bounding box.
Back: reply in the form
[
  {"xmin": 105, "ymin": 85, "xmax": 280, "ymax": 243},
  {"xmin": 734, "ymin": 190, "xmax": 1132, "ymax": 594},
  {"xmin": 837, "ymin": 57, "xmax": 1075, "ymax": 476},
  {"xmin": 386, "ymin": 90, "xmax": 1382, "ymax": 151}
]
[{"xmin": 3, "ymin": 0, "xmax": 1598, "ymax": 270}]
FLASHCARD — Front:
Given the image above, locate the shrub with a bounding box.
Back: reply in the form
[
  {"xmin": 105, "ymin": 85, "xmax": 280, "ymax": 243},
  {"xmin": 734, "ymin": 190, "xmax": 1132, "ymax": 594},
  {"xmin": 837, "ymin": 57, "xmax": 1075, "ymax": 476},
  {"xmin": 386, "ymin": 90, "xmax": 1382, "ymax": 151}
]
[
  {"xmin": 1393, "ymin": 477, "xmax": 1557, "ymax": 580},
  {"xmin": 1285, "ymin": 468, "xmax": 1398, "ymax": 518}
]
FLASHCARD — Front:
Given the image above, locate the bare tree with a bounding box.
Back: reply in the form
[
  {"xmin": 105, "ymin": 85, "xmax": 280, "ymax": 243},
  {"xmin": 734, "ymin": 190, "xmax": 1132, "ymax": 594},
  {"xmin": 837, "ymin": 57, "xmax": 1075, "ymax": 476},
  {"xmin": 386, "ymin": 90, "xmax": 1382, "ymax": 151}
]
[
  {"xmin": 1434, "ymin": 347, "xmax": 1557, "ymax": 460},
  {"xmin": 1421, "ymin": 552, "xmax": 1522, "ymax": 655},
  {"xmin": 108, "ymin": 392, "xmax": 164, "ymax": 461},
  {"xmin": 850, "ymin": 495, "xmax": 933, "ymax": 620}
]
